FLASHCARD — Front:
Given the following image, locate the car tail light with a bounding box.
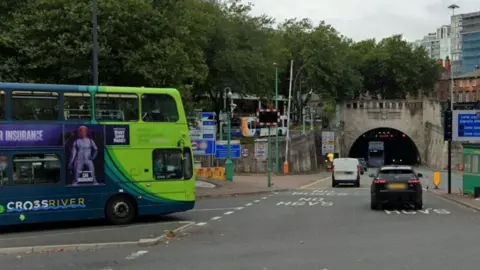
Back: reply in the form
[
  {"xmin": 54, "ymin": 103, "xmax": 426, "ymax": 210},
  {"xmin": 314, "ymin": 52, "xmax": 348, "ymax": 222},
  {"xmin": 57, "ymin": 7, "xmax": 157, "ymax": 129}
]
[
  {"xmin": 373, "ymin": 179, "xmax": 386, "ymax": 184},
  {"xmin": 408, "ymin": 180, "xmax": 420, "ymax": 184}
]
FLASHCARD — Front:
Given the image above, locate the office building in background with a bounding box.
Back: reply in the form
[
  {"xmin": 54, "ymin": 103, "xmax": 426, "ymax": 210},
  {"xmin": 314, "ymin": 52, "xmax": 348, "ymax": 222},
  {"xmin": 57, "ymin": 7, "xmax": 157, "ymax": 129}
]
[{"xmin": 414, "ymin": 10, "xmax": 480, "ymax": 75}]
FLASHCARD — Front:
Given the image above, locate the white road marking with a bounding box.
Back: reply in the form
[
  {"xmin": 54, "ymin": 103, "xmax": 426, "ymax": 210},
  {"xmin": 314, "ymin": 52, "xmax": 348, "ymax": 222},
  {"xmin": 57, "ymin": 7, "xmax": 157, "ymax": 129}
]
[
  {"xmin": 235, "ymin": 207, "xmax": 244, "ymax": 210},
  {"xmin": 196, "ymin": 222, "xmax": 207, "ymax": 226},
  {"xmin": 125, "ymin": 251, "xmax": 148, "ymax": 260},
  {"xmin": 211, "ymin": 216, "xmax": 222, "ymax": 220},
  {"xmin": 190, "ymin": 207, "xmax": 236, "ymax": 212},
  {"xmin": 224, "ymin": 211, "xmax": 234, "ymax": 215},
  {"xmin": 100, "ymin": 268, "xmax": 113, "ymax": 270},
  {"xmin": 245, "ymin": 203, "xmax": 253, "ymax": 206},
  {"xmin": 254, "ymin": 200, "xmax": 260, "ymax": 203},
  {"xmin": 262, "ymin": 197, "xmax": 268, "ymax": 199}
]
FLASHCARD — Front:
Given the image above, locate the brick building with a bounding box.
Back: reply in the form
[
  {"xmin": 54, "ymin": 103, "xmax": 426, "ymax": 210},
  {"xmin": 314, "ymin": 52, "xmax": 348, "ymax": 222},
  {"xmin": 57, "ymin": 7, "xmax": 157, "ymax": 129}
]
[{"xmin": 435, "ymin": 58, "xmax": 480, "ymax": 102}]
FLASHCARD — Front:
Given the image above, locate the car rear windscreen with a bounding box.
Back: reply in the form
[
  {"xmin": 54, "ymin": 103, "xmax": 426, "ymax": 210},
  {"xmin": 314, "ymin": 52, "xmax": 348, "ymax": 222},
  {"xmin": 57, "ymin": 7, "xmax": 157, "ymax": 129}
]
[{"xmin": 378, "ymin": 169, "xmax": 416, "ymax": 181}]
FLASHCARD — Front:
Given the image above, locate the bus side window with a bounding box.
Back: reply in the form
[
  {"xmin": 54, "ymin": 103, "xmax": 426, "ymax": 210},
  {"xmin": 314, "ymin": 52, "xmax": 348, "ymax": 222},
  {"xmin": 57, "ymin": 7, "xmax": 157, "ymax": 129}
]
[
  {"xmin": 12, "ymin": 153, "xmax": 61, "ymax": 185},
  {"xmin": 0, "ymin": 90, "xmax": 5, "ymax": 120},
  {"xmin": 12, "ymin": 91, "xmax": 59, "ymax": 120},
  {"xmin": 95, "ymin": 93, "xmax": 139, "ymax": 122},
  {"xmin": 141, "ymin": 94, "xmax": 179, "ymax": 122},
  {"xmin": 64, "ymin": 93, "xmax": 92, "ymax": 120},
  {"xmin": 183, "ymin": 147, "xmax": 193, "ymax": 180},
  {"xmin": 0, "ymin": 154, "xmax": 8, "ymax": 185},
  {"xmin": 152, "ymin": 149, "xmax": 183, "ymax": 180}
]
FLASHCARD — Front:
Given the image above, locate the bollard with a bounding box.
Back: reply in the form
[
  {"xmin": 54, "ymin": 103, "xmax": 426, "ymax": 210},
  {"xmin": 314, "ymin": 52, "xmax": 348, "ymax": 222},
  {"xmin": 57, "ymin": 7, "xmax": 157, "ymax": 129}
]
[
  {"xmin": 433, "ymin": 171, "xmax": 441, "ymax": 189},
  {"xmin": 283, "ymin": 161, "xmax": 289, "ymax": 175}
]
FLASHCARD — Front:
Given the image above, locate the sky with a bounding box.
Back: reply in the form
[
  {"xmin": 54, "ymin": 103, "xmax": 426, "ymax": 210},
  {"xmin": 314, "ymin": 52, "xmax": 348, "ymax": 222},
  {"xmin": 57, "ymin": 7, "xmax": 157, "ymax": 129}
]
[{"xmin": 248, "ymin": 0, "xmax": 479, "ymax": 41}]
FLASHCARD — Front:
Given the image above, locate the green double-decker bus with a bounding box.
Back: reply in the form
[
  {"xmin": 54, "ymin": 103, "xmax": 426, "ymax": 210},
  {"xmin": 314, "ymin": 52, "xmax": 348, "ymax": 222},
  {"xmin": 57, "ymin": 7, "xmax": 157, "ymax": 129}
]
[{"xmin": 0, "ymin": 82, "xmax": 195, "ymax": 226}]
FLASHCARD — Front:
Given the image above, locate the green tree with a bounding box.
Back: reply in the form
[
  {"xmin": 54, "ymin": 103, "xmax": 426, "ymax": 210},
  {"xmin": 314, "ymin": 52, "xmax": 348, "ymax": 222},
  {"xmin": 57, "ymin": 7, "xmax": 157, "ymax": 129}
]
[
  {"xmin": 5, "ymin": 0, "xmax": 207, "ymax": 87},
  {"xmin": 354, "ymin": 35, "xmax": 441, "ymax": 99},
  {"xmin": 275, "ymin": 19, "xmax": 362, "ymax": 123},
  {"xmin": 191, "ymin": 0, "xmax": 278, "ymax": 113},
  {"xmin": 0, "ymin": 0, "xmax": 442, "ymax": 115}
]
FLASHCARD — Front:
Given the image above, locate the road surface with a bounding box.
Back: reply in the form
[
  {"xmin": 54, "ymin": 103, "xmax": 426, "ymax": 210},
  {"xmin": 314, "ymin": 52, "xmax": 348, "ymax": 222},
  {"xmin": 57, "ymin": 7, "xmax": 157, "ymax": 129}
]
[{"xmin": 2, "ymin": 170, "xmax": 480, "ymax": 270}]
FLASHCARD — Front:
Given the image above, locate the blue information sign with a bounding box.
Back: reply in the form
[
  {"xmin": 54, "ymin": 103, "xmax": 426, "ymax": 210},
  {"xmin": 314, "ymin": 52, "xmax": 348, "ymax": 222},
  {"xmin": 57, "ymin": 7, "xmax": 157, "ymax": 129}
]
[
  {"xmin": 215, "ymin": 140, "xmax": 241, "ymax": 159},
  {"xmin": 192, "ymin": 140, "xmax": 216, "ymax": 155},
  {"xmin": 190, "ymin": 112, "xmax": 217, "ymax": 155},
  {"xmin": 453, "ymin": 110, "xmax": 480, "ymax": 142}
]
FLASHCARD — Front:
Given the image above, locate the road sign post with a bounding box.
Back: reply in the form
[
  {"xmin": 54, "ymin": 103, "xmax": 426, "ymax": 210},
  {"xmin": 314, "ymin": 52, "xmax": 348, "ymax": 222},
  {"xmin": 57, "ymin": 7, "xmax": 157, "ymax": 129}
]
[{"xmin": 257, "ymin": 109, "xmax": 279, "ymax": 187}]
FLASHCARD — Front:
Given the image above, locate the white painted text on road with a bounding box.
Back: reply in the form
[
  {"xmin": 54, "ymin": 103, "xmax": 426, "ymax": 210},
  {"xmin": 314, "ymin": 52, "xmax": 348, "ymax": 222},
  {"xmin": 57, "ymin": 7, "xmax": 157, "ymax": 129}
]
[
  {"xmin": 277, "ymin": 197, "xmax": 333, "ymax": 207},
  {"xmin": 384, "ymin": 208, "xmax": 450, "ymax": 215}
]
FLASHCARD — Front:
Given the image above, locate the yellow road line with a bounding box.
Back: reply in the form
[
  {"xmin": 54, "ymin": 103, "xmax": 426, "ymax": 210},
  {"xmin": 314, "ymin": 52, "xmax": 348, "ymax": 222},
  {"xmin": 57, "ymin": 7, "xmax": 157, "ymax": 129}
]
[{"xmin": 299, "ymin": 176, "xmax": 331, "ymax": 189}]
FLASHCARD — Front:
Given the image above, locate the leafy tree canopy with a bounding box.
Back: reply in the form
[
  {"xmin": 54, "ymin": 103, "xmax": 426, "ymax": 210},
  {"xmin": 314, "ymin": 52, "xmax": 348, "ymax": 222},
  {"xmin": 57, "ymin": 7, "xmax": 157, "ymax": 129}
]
[{"xmin": 0, "ymin": 0, "xmax": 441, "ymax": 113}]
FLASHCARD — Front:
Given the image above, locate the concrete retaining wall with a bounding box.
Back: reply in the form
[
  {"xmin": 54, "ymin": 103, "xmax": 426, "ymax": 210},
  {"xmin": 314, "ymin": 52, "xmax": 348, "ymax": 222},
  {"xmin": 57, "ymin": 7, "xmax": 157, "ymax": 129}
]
[{"xmin": 195, "ymin": 133, "xmax": 319, "ymax": 174}]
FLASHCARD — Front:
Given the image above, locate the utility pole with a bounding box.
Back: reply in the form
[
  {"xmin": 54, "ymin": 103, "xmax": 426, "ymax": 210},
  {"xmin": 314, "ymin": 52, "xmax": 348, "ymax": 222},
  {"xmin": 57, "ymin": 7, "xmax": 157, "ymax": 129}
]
[
  {"xmin": 274, "ymin": 63, "xmax": 280, "ymax": 174},
  {"xmin": 447, "ymin": 3, "xmax": 459, "ymax": 194},
  {"xmin": 283, "ymin": 60, "xmax": 294, "ymax": 174}
]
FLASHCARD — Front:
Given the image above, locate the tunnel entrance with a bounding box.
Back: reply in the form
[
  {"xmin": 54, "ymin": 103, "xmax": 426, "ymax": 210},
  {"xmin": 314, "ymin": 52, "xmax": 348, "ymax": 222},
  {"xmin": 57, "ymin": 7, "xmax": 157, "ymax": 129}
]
[{"xmin": 348, "ymin": 128, "xmax": 421, "ymax": 166}]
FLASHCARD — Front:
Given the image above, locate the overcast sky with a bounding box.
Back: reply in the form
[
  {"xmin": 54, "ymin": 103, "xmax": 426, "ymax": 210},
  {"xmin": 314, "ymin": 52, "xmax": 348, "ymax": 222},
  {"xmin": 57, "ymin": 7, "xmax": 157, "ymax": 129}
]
[{"xmin": 249, "ymin": 0, "xmax": 479, "ymax": 41}]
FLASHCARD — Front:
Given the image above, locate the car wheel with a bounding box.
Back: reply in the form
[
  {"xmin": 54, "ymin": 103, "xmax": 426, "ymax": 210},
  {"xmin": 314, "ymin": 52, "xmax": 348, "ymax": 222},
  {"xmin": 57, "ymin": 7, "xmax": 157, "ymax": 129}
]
[
  {"xmin": 370, "ymin": 197, "xmax": 381, "ymax": 210},
  {"xmin": 414, "ymin": 200, "xmax": 423, "ymax": 210}
]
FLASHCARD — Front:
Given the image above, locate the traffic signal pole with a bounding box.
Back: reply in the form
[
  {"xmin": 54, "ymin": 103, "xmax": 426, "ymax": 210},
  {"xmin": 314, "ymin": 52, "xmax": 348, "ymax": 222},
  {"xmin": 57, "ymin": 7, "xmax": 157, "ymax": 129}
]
[
  {"xmin": 444, "ymin": 101, "xmax": 453, "ymax": 194},
  {"xmin": 448, "ymin": 139, "xmax": 452, "ymax": 194}
]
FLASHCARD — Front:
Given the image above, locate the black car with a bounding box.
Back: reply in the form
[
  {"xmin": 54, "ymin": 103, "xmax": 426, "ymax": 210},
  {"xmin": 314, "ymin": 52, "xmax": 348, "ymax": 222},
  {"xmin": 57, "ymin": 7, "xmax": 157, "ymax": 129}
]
[
  {"xmin": 358, "ymin": 158, "xmax": 368, "ymax": 172},
  {"xmin": 370, "ymin": 166, "xmax": 423, "ymax": 210}
]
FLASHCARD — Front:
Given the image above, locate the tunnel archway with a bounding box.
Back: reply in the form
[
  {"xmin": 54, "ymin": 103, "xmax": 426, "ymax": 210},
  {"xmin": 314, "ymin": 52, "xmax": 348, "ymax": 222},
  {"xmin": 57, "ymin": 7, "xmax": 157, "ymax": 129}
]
[{"xmin": 348, "ymin": 128, "xmax": 421, "ymax": 166}]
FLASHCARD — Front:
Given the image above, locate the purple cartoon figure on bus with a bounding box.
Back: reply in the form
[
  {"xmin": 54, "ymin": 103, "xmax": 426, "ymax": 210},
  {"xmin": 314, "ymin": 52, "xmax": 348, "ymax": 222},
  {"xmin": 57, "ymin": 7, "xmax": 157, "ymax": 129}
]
[{"xmin": 65, "ymin": 125, "xmax": 104, "ymax": 186}]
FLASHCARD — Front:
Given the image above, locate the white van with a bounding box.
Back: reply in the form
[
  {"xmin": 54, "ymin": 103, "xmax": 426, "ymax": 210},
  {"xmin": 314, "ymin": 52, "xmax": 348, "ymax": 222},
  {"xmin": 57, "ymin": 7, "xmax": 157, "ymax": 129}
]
[{"xmin": 332, "ymin": 158, "xmax": 362, "ymax": 187}]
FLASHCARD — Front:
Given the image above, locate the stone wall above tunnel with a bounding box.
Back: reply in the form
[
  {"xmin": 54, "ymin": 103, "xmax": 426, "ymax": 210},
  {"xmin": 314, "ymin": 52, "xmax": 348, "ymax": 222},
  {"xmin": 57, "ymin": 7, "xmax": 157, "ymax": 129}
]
[{"xmin": 339, "ymin": 99, "xmax": 442, "ymax": 163}]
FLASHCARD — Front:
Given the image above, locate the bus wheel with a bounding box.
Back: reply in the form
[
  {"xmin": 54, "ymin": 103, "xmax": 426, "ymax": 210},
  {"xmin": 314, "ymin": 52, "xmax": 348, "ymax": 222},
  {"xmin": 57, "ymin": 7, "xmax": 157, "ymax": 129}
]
[{"xmin": 105, "ymin": 195, "xmax": 137, "ymax": 225}]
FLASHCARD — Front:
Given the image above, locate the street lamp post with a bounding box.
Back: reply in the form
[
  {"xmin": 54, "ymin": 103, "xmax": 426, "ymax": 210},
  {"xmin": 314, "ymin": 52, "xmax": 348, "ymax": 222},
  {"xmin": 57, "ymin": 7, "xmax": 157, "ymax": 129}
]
[
  {"xmin": 220, "ymin": 87, "xmax": 229, "ymax": 141},
  {"xmin": 274, "ymin": 63, "xmax": 279, "ymax": 174},
  {"xmin": 92, "ymin": 0, "xmax": 99, "ymax": 85},
  {"xmin": 447, "ymin": 3, "xmax": 459, "ymax": 194},
  {"xmin": 225, "ymin": 89, "xmax": 234, "ymax": 181}
]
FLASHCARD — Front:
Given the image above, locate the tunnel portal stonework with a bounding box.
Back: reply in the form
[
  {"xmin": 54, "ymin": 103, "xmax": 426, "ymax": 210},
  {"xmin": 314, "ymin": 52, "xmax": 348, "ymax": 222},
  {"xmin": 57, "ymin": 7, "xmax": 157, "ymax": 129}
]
[{"xmin": 338, "ymin": 99, "xmax": 451, "ymax": 168}]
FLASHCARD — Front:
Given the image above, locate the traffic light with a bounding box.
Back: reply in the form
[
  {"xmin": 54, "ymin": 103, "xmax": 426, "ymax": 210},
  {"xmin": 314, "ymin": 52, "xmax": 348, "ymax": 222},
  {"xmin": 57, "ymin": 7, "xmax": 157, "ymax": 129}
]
[{"xmin": 444, "ymin": 110, "xmax": 453, "ymax": 141}]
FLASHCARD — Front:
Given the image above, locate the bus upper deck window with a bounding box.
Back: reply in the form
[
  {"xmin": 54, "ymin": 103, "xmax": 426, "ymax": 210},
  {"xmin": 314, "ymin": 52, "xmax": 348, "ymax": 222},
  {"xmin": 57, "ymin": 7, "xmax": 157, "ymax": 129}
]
[
  {"xmin": 141, "ymin": 94, "xmax": 179, "ymax": 122},
  {"xmin": 95, "ymin": 93, "xmax": 139, "ymax": 122},
  {"xmin": 12, "ymin": 91, "xmax": 59, "ymax": 120},
  {"xmin": 64, "ymin": 93, "xmax": 92, "ymax": 120},
  {"xmin": 0, "ymin": 90, "xmax": 5, "ymax": 120}
]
